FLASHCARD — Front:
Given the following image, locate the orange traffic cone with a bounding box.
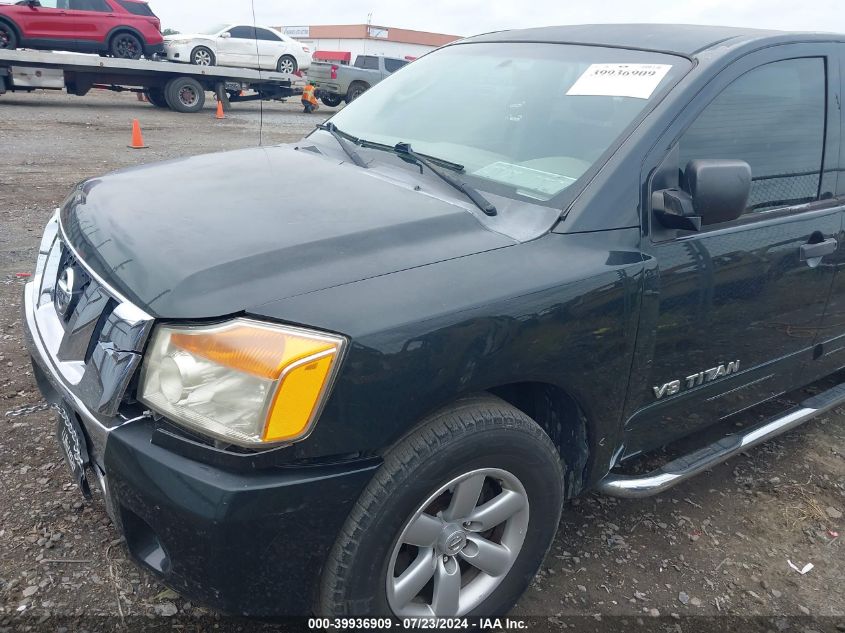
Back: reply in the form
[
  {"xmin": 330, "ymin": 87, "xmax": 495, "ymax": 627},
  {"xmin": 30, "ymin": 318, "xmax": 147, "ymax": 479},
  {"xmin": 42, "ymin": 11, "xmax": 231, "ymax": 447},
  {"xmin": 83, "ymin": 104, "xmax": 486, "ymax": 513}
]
[
  {"xmin": 128, "ymin": 119, "xmax": 147, "ymax": 149},
  {"xmin": 216, "ymin": 99, "xmax": 225, "ymax": 120}
]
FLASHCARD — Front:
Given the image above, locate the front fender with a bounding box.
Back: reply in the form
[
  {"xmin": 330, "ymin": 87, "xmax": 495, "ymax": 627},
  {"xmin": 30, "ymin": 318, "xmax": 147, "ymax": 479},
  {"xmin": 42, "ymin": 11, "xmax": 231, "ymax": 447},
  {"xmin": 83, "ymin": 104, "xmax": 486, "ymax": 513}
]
[{"xmin": 250, "ymin": 230, "xmax": 646, "ymax": 485}]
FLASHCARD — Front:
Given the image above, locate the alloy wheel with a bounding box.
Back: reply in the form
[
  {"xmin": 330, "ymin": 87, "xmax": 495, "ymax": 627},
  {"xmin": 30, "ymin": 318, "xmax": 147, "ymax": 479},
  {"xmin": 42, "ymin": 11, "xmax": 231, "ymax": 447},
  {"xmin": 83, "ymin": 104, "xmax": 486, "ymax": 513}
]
[
  {"xmin": 193, "ymin": 49, "xmax": 212, "ymax": 66},
  {"xmin": 277, "ymin": 56, "xmax": 296, "ymax": 74},
  {"xmin": 114, "ymin": 36, "xmax": 140, "ymax": 59},
  {"xmin": 386, "ymin": 468, "xmax": 529, "ymax": 617}
]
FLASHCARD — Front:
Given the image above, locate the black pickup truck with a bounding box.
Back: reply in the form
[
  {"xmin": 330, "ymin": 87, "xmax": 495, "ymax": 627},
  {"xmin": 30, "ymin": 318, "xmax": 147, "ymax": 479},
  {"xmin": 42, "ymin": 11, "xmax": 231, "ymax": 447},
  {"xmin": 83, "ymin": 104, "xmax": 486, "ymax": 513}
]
[{"xmin": 23, "ymin": 24, "xmax": 845, "ymax": 618}]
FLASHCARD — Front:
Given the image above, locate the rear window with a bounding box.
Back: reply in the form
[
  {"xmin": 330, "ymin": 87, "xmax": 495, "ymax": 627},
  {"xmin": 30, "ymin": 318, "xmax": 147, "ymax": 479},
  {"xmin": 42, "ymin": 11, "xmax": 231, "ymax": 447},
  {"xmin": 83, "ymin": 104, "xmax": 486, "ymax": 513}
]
[
  {"xmin": 116, "ymin": 0, "xmax": 155, "ymax": 16},
  {"xmin": 355, "ymin": 56, "xmax": 379, "ymax": 70}
]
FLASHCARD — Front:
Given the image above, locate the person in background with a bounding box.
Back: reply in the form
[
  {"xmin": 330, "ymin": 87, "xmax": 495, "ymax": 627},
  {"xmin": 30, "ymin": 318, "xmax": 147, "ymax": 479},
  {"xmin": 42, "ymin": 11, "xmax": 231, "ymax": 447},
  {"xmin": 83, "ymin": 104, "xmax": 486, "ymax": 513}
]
[{"xmin": 302, "ymin": 82, "xmax": 320, "ymax": 113}]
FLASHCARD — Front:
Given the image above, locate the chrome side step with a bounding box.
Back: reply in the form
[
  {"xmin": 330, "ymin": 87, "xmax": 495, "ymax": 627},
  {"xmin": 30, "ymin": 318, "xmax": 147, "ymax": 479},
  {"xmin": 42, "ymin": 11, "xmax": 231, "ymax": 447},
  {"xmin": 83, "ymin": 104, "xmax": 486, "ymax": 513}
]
[{"xmin": 599, "ymin": 382, "xmax": 845, "ymax": 498}]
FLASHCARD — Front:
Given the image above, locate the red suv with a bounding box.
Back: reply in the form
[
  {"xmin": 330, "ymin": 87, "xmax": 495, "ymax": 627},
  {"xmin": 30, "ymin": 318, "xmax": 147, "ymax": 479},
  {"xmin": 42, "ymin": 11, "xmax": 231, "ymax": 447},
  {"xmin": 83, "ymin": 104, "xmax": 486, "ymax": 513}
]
[{"xmin": 0, "ymin": 0, "xmax": 163, "ymax": 60}]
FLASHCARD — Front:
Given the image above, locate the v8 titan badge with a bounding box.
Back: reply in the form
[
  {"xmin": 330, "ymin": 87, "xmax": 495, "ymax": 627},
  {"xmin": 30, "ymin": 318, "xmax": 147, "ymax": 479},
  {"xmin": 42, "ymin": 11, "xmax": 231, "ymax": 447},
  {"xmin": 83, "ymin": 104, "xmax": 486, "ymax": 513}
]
[{"xmin": 56, "ymin": 405, "xmax": 92, "ymax": 499}]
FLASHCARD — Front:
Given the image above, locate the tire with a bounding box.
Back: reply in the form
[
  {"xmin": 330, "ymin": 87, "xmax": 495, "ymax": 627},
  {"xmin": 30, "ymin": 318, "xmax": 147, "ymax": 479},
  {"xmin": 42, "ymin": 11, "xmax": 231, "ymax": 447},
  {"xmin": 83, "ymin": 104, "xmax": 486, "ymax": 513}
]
[
  {"xmin": 321, "ymin": 93, "xmax": 343, "ymax": 108},
  {"xmin": 110, "ymin": 31, "xmax": 143, "ymax": 60},
  {"xmin": 0, "ymin": 22, "xmax": 17, "ymax": 50},
  {"xmin": 144, "ymin": 87, "xmax": 169, "ymax": 109},
  {"xmin": 164, "ymin": 77, "xmax": 206, "ymax": 113},
  {"xmin": 190, "ymin": 46, "xmax": 215, "ymax": 67},
  {"xmin": 345, "ymin": 82, "xmax": 369, "ymax": 103},
  {"xmin": 318, "ymin": 395, "xmax": 565, "ymax": 617},
  {"xmin": 276, "ymin": 55, "xmax": 297, "ymax": 74}
]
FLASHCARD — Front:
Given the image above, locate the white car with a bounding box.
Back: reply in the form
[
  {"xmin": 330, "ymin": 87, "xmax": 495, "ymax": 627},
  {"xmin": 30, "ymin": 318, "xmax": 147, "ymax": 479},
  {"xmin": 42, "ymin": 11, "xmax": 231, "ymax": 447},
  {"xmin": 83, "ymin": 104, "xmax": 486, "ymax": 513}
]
[{"xmin": 163, "ymin": 24, "xmax": 311, "ymax": 73}]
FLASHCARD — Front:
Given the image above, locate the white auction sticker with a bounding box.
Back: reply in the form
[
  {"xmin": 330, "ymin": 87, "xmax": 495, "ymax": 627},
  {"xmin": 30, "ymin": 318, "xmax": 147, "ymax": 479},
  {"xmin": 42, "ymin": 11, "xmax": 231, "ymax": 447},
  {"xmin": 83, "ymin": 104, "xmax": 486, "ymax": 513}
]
[{"xmin": 566, "ymin": 63, "xmax": 672, "ymax": 99}]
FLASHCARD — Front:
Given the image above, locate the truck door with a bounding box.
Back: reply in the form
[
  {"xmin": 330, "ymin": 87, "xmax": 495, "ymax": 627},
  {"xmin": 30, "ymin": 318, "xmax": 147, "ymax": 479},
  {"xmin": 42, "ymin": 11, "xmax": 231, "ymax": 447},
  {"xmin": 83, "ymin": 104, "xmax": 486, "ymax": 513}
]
[
  {"xmin": 806, "ymin": 43, "xmax": 845, "ymax": 383},
  {"xmin": 624, "ymin": 45, "xmax": 843, "ymax": 454}
]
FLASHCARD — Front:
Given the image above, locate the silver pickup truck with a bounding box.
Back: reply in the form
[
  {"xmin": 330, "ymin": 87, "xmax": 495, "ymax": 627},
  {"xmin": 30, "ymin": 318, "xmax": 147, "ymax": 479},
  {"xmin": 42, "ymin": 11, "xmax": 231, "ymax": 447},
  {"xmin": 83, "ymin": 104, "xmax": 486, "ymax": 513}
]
[{"xmin": 307, "ymin": 54, "xmax": 409, "ymax": 106}]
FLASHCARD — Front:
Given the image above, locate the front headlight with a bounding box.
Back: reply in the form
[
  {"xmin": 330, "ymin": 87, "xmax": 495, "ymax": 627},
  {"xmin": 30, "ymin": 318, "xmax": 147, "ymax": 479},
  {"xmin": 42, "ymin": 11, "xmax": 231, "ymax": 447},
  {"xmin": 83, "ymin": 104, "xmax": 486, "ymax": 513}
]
[{"xmin": 138, "ymin": 319, "xmax": 345, "ymax": 447}]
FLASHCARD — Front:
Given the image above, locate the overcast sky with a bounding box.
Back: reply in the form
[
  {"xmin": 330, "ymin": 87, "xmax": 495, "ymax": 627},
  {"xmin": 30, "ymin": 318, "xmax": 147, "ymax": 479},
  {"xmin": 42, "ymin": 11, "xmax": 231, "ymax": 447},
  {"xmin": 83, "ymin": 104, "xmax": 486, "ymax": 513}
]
[{"xmin": 155, "ymin": 0, "xmax": 845, "ymax": 37}]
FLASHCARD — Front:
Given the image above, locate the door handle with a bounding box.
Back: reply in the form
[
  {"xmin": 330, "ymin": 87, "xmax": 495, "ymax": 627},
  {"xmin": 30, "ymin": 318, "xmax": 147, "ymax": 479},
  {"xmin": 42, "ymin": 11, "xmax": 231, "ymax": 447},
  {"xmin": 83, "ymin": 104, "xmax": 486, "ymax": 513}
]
[{"xmin": 800, "ymin": 237, "xmax": 838, "ymax": 262}]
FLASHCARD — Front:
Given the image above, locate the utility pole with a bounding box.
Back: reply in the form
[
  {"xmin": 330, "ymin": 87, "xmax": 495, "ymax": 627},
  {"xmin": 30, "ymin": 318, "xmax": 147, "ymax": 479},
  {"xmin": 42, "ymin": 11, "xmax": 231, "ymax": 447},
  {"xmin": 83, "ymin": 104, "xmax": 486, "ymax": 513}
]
[{"xmin": 364, "ymin": 11, "xmax": 373, "ymax": 54}]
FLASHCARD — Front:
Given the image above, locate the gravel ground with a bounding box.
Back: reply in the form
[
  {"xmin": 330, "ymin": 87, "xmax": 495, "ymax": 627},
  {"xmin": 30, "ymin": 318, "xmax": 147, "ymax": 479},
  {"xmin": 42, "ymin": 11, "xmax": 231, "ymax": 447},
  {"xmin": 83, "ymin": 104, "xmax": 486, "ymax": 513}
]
[{"xmin": 0, "ymin": 90, "xmax": 843, "ymax": 631}]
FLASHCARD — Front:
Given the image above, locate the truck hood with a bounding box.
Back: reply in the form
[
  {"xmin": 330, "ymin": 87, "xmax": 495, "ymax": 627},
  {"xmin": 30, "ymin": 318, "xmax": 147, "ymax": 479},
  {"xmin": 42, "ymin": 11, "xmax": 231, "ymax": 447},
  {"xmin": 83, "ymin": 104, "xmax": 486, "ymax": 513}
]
[{"xmin": 60, "ymin": 145, "xmax": 514, "ymax": 319}]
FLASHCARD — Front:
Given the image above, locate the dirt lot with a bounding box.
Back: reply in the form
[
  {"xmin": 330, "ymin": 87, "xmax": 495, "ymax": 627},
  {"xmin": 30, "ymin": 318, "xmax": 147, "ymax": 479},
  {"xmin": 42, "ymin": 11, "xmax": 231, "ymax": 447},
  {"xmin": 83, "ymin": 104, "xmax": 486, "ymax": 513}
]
[{"xmin": 0, "ymin": 90, "xmax": 843, "ymax": 631}]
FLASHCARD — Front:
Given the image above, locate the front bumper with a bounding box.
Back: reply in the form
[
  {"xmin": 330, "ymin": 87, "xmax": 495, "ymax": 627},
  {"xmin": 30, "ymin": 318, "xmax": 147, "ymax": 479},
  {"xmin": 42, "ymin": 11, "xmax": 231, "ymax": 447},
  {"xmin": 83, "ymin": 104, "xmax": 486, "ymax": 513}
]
[
  {"xmin": 103, "ymin": 421, "xmax": 379, "ymax": 615},
  {"xmin": 146, "ymin": 42, "xmax": 166, "ymax": 57},
  {"xmin": 22, "ymin": 215, "xmax": 380, "ymax": 615},
  {"xmin": 163, "ymin": 42, "xmax": 192, "ymax": 63}
]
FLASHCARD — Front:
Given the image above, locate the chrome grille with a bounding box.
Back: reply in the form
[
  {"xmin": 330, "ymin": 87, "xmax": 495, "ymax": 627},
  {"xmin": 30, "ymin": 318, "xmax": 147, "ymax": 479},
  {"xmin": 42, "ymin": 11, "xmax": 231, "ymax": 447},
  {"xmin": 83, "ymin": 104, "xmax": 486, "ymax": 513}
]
[{"xmin": 30, "ymin": 212, "xmax": 154, "ymax": 420}]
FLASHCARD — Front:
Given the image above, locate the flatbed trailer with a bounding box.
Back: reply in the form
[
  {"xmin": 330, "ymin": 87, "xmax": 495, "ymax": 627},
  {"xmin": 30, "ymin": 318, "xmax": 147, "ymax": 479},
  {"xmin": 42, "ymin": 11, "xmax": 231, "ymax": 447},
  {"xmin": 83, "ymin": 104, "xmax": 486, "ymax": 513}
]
[{"xmin": 0, "ymin": 49, "xmax": 303, "ymax": 113}]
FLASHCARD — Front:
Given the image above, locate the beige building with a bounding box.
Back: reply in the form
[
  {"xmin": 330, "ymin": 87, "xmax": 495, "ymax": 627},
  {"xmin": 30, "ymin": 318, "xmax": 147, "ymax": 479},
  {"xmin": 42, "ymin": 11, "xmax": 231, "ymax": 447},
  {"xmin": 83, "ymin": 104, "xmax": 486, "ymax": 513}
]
[{"xmin": 277, "ymin": 24, "xmax": 462, "ymax": 64}]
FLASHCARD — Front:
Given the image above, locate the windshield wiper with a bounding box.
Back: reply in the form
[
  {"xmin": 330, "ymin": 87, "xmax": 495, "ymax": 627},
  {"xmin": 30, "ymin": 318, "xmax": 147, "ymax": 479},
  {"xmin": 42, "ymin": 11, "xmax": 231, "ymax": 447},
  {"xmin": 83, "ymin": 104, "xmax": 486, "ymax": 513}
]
[
  {"xmin": 316, "ymin": 122, "xmax": 369, "ymax": 169},
  {"xmin": 392, "ymin": 142, "xmax": 497, "ymax": 217}
]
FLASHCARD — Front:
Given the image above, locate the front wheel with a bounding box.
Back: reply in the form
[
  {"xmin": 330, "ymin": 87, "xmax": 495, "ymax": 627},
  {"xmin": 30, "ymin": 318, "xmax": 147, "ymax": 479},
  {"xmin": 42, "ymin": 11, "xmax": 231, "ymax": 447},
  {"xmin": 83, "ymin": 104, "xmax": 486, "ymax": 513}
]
[
  {"xmin": 191, "ymin": 46, "xmax": 215, "ymax": 66},
  {"xmin": 0, "ymin": 22, "xmax": 17, "ymax": 50},
  {"xmin": 276, "ymin": 55, "xmax": 297, "ymax": 74},
  {"xmin": 318, "ymin": 396, "xmax": 565, "ymax": 617},
  {"xmin": 110, "ymin": 32, "xmax": 143, "ymax": 60}
]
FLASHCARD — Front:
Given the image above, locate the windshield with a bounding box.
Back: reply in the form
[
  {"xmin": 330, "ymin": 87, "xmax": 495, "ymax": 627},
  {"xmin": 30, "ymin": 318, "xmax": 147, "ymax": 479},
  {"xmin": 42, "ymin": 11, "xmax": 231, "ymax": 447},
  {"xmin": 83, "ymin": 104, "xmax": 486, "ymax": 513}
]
[
  {"xmin": 201, "ymin": 24, "xmax": 228, "ymax": 36},
  {"xmin": 329, "ymin": 43, "xmax": 689, "ymax": 204}
]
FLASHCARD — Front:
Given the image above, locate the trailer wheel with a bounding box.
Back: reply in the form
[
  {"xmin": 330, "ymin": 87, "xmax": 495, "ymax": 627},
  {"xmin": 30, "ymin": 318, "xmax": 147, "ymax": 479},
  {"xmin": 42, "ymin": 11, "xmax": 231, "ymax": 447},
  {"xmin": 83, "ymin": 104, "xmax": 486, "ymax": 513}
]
[
  {"xmin": 191, "ymin": 46, "xmax": 215, "ymax": 67},
  {"xmin": 0, "ymin": 22, "xmax": 17, "ymax": 50},
  {"xmin": 110, "ymin": 32, "xmax": 143, "ymax": 60},
  {"xmin": 164, "ymin": 77, "xmax": 206, "ymax": 113},
  {"xmin": 144, "ymin": 87, "xmax": 169, "ymax": 109}
]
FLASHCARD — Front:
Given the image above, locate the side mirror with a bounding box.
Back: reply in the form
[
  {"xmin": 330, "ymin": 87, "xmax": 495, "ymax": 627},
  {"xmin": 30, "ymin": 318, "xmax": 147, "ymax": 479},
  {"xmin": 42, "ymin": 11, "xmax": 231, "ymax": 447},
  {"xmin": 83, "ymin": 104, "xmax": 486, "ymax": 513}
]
[
  {"xmin": 219, "ymin": 31, "xmax": 231, "ymax": 39},
  {"xmin": 685, "ymin": 159, "xmax": 751, "ymax": 224},
  {"xmin": 25, "ymin": 0, "xmax": 42, "ymax": 7},
  {"xmin": 653, "ymin": 159, "xmax": 752, "ymax": 231}
]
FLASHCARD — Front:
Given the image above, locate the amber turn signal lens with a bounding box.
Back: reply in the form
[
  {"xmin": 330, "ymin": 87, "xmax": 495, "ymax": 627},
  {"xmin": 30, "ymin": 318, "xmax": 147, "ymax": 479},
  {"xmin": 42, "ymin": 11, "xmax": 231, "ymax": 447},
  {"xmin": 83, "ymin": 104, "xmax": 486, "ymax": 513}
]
[
  {"xmin": 263, "ymin": 353, "xmax": 337, "ymax": 442},
  {"xmin": 171, "ymin": 325, "xmax": 336, "ymax": 381}
]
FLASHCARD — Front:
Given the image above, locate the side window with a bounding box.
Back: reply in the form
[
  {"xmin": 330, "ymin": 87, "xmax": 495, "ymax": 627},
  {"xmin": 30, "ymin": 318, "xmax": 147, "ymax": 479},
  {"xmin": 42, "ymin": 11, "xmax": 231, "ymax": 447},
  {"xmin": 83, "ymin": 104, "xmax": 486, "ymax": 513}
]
[
  {"xmin": 356, "ymin": 56, "xmax": 379, "ymax": 70},
  {"xmin": 679, "ymin": 58, "xmax": 826, "ymax": 213},
  {"xmin": 227, "ymin": 26, "xmax": 256, "ymax": 40},
  {"xmin": 38, "ymin": 0, "xmax": 62, "ymax": 7},
  {"xmin": 384, "ymin": 58, "xmax": 408, "ymax": 73},
  {"xmin": 254, "ymin": 28, "xmax": 281, "ymax": 42},
  {"xmin": 69, "ymin": 0, "xmax": 111, "ymax": 11},
  {"xmin": 116, "ymin": 0, "xmax": 154, "ymax": 16}
]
